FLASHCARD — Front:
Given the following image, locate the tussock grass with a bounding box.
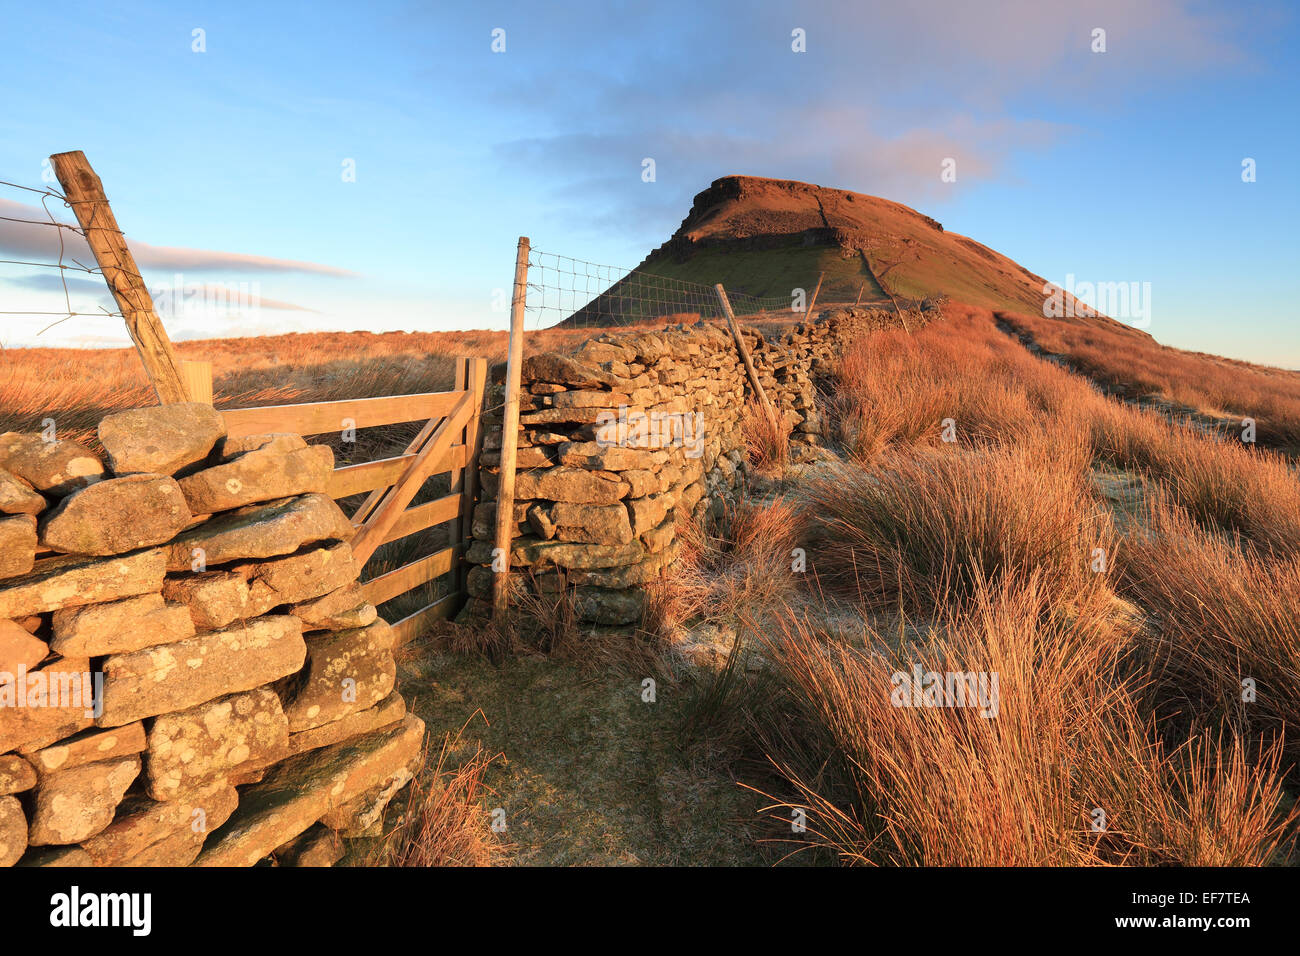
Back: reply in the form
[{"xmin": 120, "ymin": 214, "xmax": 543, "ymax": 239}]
[
  {"xmin": 804, "ymin": 443, "xmax": 1113, "ymax": 615},
  {"xmin": 660, "ymin": 498, "xmax": 805, "ymax": 635},
  {"xmin": 740, "ymin": 400, "xmax": 790, "ymax": 472},
  {"xmin": 1089, "ymin": 399, "xmax": 1300, "ymax": 554},
  {"xmin": 1121, "ymin": 493, "xmax": 1300, "ymax": 760},
  {"xmin": 999, "ymin": 309, "xmax": 1300, "ymax": 448},
  {"xmin": 368, "ymin": 725, "xmax": 507, "ymax": 867},
  {"xmin": 739, "ymin": 300, "xmax": 1300, "ymax": 867},
  {"xmin": 753, "ymin": 578, "xmax": 1298, "ymax": 866}
]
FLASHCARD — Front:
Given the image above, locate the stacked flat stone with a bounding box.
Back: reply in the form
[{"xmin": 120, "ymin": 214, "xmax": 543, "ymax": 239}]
[
  {"xmin": 0, "ymin": 404, "xmax": 423, "ymax": 868},
  {"xmin": 461, "ymin": 305, "xmax": 931, "ymax": 628}
]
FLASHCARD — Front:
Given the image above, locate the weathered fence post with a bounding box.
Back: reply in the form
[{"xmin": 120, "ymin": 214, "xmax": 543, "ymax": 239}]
[
  {"xmin": 714, "ymin": 283, "xmax": 777, "ymax": 425},
  {"xmin": 806, "ymin": 270, "xmax": 825, "ymax": 318},
  {"xmin": 49, "ymin": 150, "xmax": 190, "ymax": 404},
  {"xmin": 492, "ymin": 237, "xmax": 530, "ymax": 618},
  {"xmin": 855, "ymin": 281, "xmax": 865, "ymax": 306}
]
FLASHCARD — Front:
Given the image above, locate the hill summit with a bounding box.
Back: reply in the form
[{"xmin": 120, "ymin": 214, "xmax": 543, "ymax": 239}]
[{"xmin": 566, "ymin": 175, "xmax": 1126, "ymax": 329}]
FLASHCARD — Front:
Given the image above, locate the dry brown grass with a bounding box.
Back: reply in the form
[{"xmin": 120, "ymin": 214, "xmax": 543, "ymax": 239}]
[
  {"xmin": 1121, "ymin": 492, "xmax": 1300, "ymax": 760},
  {"xmin": 740, "ymin": 400, "xmax": 791, "ymax": 472},
  {"xmin": 828, "ymin": 302, "xmax": 1300, "ymax": 555},
  {"xmin": 1088, "ymin": 398, "xmax": 1300, "ymax": 554},
  {"xmin": 753, "ymin": 578, "xmax": 1298, "ymax": 866},
  {"xmin": 736, "ymin": 299, "xmax": 1300, "ymax": 867},
  {"xmin": 804, "ymin": 442, "xmax": 1113, "ymax": 616},
  {"xmin": 999, "ymin": 309, "xmax": 1300, "ymax": 448},
  {"xmin": 660, "ymin": 498, "xmax": 805, "ymax": 635},
  {"xmin": 368, "ymin": 724, "xmax": 508, "ymax": 867}
]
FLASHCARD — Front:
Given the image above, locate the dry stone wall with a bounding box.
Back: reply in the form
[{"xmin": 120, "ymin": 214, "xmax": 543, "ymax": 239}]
[
  {"xmin": 0, "ymin": 404, "xmax": 422, "ymax": 868},
  {"xmin": 462, "ymin": 305, "xmax": 932, "ymax": 626}
]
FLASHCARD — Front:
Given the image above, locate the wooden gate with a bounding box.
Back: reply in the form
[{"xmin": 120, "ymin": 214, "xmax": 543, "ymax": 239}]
[{"xmin": 220, "ymin": 356, "xmax": 486, "ymax": 645}]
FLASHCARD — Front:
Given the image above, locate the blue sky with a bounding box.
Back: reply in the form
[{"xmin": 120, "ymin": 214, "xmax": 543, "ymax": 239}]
[{"xmin": 0, "ymin": 0, "xmax": 1296, "ymax": 366}]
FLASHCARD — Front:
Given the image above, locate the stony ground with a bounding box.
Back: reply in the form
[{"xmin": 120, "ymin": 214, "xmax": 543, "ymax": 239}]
[{"xmin": 365, "ymin": 640, "xmax": 787, "ymax": 866}]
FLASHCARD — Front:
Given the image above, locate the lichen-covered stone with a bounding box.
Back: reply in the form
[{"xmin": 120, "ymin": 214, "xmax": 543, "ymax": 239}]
[
  {"xmin": 0, "ymin": 548, "xmax": 165, "ymax": 617},
  {"xmin": 0, "ymin": 617, "xmax": 47, "ymax": 672},
  {"xmin": 219, "ymin": 433, "xmax": 305, "ymax": 460},
  {"xmin": 513, "ymin": 466, "xmax": 629, "ymax": 504},
  {"xmin": 0, "ymin": 432, "xmax": 103, "ymax": 497},
  {"xmin": 289, "ymin": 582, "xmax": 377, "ymax": 631},
  {"xmin": 0, "ymin": 655, "xmax": 95, "ymax": 754},
  {"xmin": 0, "ymin": 795, "xmax": 26, "ymax": 866},
  {"xmin": 81, "ymin": 779, "xmax": 238, "ymax": 866},
  {"xmin": 98, "ymin": 615, "xmax": 306, "ymax": 727},
  {"xmin": 162, "ymin": 571, "xmax": 250, "ymax": 630},
  {"xmin": 468, "ymin": 536, "xmax": 644, "ymax": 570},
  {"xmin": 163, "ymin": 494, "xmax": 352, "ymax": 571},
  {"xmin": 0, "ymin": 755, "xmax": 36, "ymax": 796},
  {"xmin": 50, "ymin": 593, "xmax": 194, "ymax": 657},
  {"xmin": 26, "ymin": 722, "xmax": 146, "ymax": 776},
  {"xmin": 27, "ymin": 755, "xmax": 140, "ymax": 846},
  {"xmin": 319, "ymin": 765, "xmax": 412, "ymax": 836},
  {"xmin": 0, "ymin": 515, "xmax": 36, "ymax": 580},
  {"xmin": 286, "ymin": 691, "xmax": 405, "ymax": 757},
  {"xmin": 145, "ymin": 687, "xmax": 289, "ymax": 801},
  {"xmin": 39, "ymin": 474, "xmax": 191, "ymax": 556},
  {"xmin": 0, "ymin": 467, "xmax": 45, "ymax": 517},
  {"xmin": 556, "ymin": 441, "xmax": 665, "ymax": 471},
  {"xmin": 97, "ymin": 402, "xmax": 226, "ymax": 477},
  {"xmin": 548, "ymin": 501, "xmax": 633, "ymax": 545},
  {"xmin": 196, "ymin": 713, "xmax": 424, "ymax": 866},
  {"xmin": 236, "ymin": 541, "xmax": 359, "ymax": 615},
  {"xmin": 282, "ymin": 620, "xmax": 396, "ymax": 733},
  {"xmin": 178, "ymin": 443, "xmax": 333, "ymax": 513}
]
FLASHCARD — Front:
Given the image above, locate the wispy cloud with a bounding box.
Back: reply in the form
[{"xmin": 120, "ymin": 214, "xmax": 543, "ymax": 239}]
[
  {"xmin": 0, "ymin": 198, "xmax": 355, "ymax": 276},
  {"xmin": 2, "ymin": 272, "xmax": 319, "ymax": 313},
  {"xmin": 462, "ymin": 0, "xmax": 1250, "ymax": 241}
]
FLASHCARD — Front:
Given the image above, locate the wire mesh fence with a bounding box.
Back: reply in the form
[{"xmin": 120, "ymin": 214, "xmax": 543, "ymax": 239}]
[
  {"xmin": 0, "ymin": 177, "xmax": 127, "ymax": 340},
  {"xmin": 524, "ymin": 246, "xmax": 805, "ymax": 331}
]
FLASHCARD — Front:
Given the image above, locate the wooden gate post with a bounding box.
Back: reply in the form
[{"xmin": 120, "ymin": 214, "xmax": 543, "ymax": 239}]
[
  {"xmin": 492, "ymin": 237, "xmax": 530, "ymax": 618},
  {"xmin": 449, "ymin": 356, "xmax": 487, "ymax": 600},
  {"xmin": 180, "ymin": 360, "xmax": 213, "ymax": 404},
  {"xmin": 50, "ymin": 151, "xmax": 190, "ymax": 404}
]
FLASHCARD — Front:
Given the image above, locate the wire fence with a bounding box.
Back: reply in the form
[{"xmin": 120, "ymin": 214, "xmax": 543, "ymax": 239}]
[
  {"xmin": 525, "ymin": 247, "xmax": 805, "ymax": 331},
  {"xmin": 0, "ymin": 176, "xmax": 124, "ymax": 340}
]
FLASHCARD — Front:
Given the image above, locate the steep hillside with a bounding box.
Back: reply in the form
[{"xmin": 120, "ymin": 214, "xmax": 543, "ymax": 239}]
[{"xmin": 565, "ymin": 175, "xmax": 1146, "ymax": 340}]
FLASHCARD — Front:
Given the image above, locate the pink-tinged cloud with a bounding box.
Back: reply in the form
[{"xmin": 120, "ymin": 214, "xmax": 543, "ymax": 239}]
[
  {"xmin": 3, "ymin": 273, "xmax": 320, "ymax": 313},
  {"xmin": 0, "ymin": 198, "xmax": 354, "ymax": 276}
]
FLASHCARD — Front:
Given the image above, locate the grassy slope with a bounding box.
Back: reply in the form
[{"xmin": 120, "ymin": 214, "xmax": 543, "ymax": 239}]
[{"xmin": 639, "ymin": 239, "xmax": 888, "ymax": 306}]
